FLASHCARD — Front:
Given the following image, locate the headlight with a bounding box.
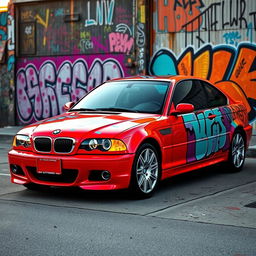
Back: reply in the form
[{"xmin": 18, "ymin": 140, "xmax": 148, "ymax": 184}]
[
  {"xmin": 102, "ymin": 139, "xmax": 112, "ymax": 151},
  {"xmin": 80, "ymin": 138, "xmax": 127, "ymax": 152},
  {"xmin": 88, "ymin": 139, "xmax": 99, "ymax": 150},
  {"xmin": 13, "ymin": 135, "xmax": 31, "ymax": 148}
]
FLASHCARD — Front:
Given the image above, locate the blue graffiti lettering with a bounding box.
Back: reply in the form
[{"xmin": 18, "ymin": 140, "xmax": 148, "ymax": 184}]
[
  {"xmin": 183, "ymin": 112, "xmax": 207, "ymax": 161},
  {"xmin": 223, "ymin": 31, "xmax": 241, "ymax": 46},
  {"xmin": 183, "ymin": 108, "xmax": 228, "ymax": 161},
  {"xmin": 0, "ymin": 12, "xmax": 7, "ymax": 40},
  {"xmin": 85, "ymin": 0, "xmax": 115, "ymax": 27},
  {"xmin": 247, "ymin": 22, "xmax": 253, "ymax": 43}
]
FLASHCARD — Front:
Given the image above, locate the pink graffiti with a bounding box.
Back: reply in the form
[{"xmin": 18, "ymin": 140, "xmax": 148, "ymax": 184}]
[
  {"xmin": 109, "ymin": 32, "xmax": 134, "ymax": 54},
  {"xmin": 16, "ymin": 58, "xmax": 124, "ymax": 124}
]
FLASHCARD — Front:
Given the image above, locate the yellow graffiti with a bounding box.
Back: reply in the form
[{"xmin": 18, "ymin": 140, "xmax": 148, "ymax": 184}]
[
  {"xmin": 80, "ymin": 31, "xmax": 91, "ymax": 40},
  {"xmin": 178, "ymin": 51, "xmax": 192, "ymax": 76},
  {"xmin": 35, "ymin": 9, "xmax": 49, "ymax": 46},
  {"xmin": 140, "ymin": 5, "xmax": 145, "ymax": 23},
  {"xmin": 193, "ymin": 50, "xmax": 210, "ymax": 79}
]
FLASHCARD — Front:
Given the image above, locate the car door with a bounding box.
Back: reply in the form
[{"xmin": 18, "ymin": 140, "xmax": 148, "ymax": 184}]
[
  {"xmin": 199, "ymin": 80, "xmax": 230, "ymax": 158},
  {"xmin": 168, "ymin": 79, "xmax": 211, "ymax": 168}
]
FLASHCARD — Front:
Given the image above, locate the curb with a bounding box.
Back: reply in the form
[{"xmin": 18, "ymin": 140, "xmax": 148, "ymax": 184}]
[
  {"xmin": 246, "ymin": 146, "xmax": 256, "ymax": 158},
  {"xmin": 0, "ymin": 134, "xmax": 15, "ymax": 139},
  {"xmin": 0, "ymin": 126, "xmax": 23, "ymax": 142},
  {"xmin": 0, "ymin": 134, "xmax": 15, "ymax": 143}
]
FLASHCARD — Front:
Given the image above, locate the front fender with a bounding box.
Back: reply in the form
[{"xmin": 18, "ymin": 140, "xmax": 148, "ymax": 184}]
[{"xmin": 120, "ymin": 126, "xmax": 163, "ymax": 155}]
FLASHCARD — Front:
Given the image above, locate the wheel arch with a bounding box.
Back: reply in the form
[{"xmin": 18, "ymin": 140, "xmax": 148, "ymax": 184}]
[
  {"xmin": 233, "ymin": 126, "xmax": 247, "ymax": 146},
  {"xmin": 137, "ymin": 137, "xmax": 162, "ymax": 166}
]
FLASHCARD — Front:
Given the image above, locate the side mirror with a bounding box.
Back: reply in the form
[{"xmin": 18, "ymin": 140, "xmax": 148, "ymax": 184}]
[
  {"xmin": 64, "ymin": 101, "xmax": 75, "ymax": 111},
  {"xmin": 171, "ymin": 103, "xmax": 194, "ymax": 115}
]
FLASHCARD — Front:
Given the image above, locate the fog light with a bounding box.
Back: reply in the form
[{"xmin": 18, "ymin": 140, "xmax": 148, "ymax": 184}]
[
  {"xmin": 101, "ymin": 171, "xmax": 111, "ymax": 181},
  {"xmin": 11, "ymin": 164, "xmax": 18, "ymax": 174},
  {"xmin": 10, "ymin": 164, "xmax": 25, "ymax": 175}
]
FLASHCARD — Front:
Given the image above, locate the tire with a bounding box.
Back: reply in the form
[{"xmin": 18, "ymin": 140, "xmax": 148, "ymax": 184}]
[
  {"xmin": 226, "ymin": 131, "xmax": 246, "ymax": 172},
  {"xmin": 23, "ymin": 183, "xmax": 44, "ymax": 190},
  {"xmin": 129, "ymin": 143, "xmax": 161, "ymax": 198}
]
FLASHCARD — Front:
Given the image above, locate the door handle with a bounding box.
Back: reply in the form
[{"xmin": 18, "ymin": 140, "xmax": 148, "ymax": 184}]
[{"xmin": 207, "ymin": 114, "xmax": 216, "ymax": 120}]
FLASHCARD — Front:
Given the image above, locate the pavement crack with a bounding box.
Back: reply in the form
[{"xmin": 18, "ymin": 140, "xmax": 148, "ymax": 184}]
[
  {"xmin": 0, "ymin": 197, "xmax": 255, "ymax": 230},
  {"xmin": 0, "ymin": 197, "xmax": 143, "ymax": 217}
]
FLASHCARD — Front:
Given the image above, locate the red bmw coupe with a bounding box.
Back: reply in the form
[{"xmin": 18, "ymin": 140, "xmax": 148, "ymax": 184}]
[{"xmin": 8, "ymin": 76, "xmax": 252, "ymax": 197}]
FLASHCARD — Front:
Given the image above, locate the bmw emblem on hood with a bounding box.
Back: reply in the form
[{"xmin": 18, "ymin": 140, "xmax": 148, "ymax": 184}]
[{"xmin": 53, "ymin": 129, "xmax": 61, "ymax": 135}]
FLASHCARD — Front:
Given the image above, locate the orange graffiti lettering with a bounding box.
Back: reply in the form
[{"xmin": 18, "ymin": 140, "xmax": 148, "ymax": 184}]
[{"xmin": 157, "ymin": 0, "xmax": 204, "ymax": 32}]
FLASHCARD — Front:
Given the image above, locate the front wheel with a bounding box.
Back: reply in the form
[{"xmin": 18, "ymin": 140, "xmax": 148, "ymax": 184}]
[
  {"xmin": 129, "ymin": 143, "xmax": 161, "ymax": 198},
  {"xmin": 226, "ymin": 131, "xmax": 246, "ymax": 172}
]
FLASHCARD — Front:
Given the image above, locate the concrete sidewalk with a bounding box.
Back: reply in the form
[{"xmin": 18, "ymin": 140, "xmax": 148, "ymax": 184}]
[
  {"xmin": 247, "ymin": 135, "xmax": 256, "ymax": 157},
  {"xmin": 149, "ymin": 180, "xmax": 256, "ymax": 228},
  {"xmin": 0, "ymin": 125, "xmax": 255, "ymax": 157},
  {"xmin": 0, "ymin": 126, "xmax": 23, "ymax": 137}
]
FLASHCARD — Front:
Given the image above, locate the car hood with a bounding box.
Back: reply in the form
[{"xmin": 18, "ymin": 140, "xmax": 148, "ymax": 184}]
[{"xmin": 18, "ymin": 112, "xmax": 159, "ymax": 138}]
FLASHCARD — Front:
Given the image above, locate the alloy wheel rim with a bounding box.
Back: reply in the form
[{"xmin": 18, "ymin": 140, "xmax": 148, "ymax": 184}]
[
  {"xmin": 136, "ymin": 148, "xmax": 159, "ymax": 194},
  {"xmin": 232, "ymin": 133, "xmax": 245, "ymax": 168}
]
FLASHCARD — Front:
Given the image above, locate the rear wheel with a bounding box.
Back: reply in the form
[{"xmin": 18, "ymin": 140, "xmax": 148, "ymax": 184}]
[
  {"xmin": 129, "ymin": 143, "xmax": 161, "ymax": 198},
  {"xmin": 226, "ymin": 131, "xmax": 246, "ymax": 172}
]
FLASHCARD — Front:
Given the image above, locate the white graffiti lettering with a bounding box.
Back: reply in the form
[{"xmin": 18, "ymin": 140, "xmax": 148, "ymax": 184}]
[{"xmin": 16, "ymin": 58, "xmax": 124, "ymax": 123}]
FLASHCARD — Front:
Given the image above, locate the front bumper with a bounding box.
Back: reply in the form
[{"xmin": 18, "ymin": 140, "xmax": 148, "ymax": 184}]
[{"xmin": 8, "ymin": 149, "xmax": 135, "ymax": 190}]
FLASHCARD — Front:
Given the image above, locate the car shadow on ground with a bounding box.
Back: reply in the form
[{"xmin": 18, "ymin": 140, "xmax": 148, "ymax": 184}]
[{"xmin": 16, "ymin": 163, "xmax": 233, "ymax": 202}]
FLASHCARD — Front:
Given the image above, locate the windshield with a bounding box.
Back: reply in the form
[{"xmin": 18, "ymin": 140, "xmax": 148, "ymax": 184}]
[{"xmin": 71, "ymin": 80, "xmax": 170, "ymax": 114}]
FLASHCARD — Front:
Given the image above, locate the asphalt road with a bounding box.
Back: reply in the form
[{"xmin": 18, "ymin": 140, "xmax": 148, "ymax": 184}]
[{"xmin": 0, "ymin": 137, "xmax": 256, "ymax": 256}]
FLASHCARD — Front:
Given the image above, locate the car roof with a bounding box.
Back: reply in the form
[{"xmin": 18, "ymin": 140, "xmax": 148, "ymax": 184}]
[{"xmin": 109, "ymin": 75, "xmax": 208, "ymax": 83}]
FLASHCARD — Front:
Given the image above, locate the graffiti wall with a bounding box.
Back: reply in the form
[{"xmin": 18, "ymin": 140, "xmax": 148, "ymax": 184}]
[
  {"xmin": 0, "ymin": 8, "xmax": 15, "ymax": 127},
  {"xmin": 16, "ymin": 0, "xmax": 139, "ymax": 125},
  {"xmin": 0, "ymin": 12, "xmax": 7, "ymax": 41},
  {"xmin": 151, "ymin": 0, "xmax": 256, "ymax": 124},
  {"xmin": 18, "ymin": 0, "xmax": 134, "ymax": 56},
  {"xmin": 16, "ymin": 55, "xmax": 126, "ymax": 124},
  {"xmin": 153, "ymin": 0, "xmax": 256, "ymax": 52},
  {"xmin": 156, "ymin": 0, "xmax": 205, "ymax": 33},
  {"xmin": 179, "ymin": 0, "xmax": 256, "ymax": 50},
  {"xmin": 0, "ymin": 10, "xmax": 14, "ymax": 71}
]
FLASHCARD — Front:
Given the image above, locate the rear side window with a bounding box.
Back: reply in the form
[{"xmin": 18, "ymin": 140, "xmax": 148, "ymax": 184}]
[
  {"xmin": 201, "ymin": 81, "xmax": 227, "ymax": 108},
  {"xmin": 172, "ymin": 80, "xmax": 208, "ymax": 110},
  {"xmin": 172, "ymin": 79, "xmax": 227, "ymax": 111}
]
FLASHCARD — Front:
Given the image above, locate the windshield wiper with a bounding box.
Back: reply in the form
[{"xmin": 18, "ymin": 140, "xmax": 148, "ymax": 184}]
[
  {"xmin": 69, "ymin": 108, "xmax": 97, "ymax": 112},
  {"xmin": 70, "ymin": 107, "xmax": 141, "ymax": 113},
  {"xmin": 95, "ymin": 107, "xmax": 139, "ymax": 113}
]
